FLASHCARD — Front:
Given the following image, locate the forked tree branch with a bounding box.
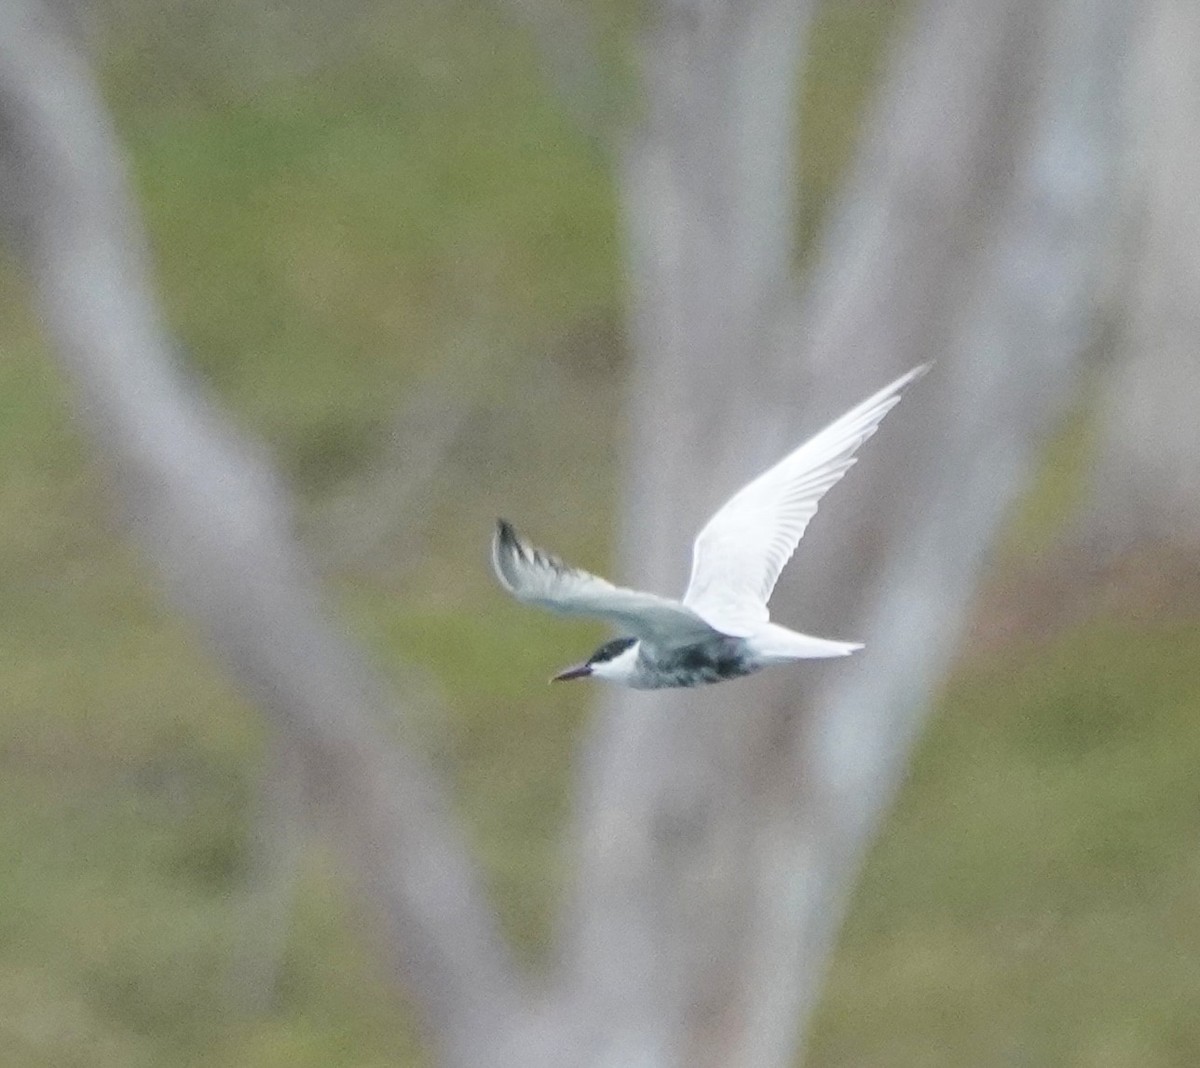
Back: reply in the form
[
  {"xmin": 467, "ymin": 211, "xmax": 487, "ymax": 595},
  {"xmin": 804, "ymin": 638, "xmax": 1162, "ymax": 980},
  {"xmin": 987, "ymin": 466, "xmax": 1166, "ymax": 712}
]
[
  {"xmin": 758, "ymin": 2, "xmax": 1134, "ymax": 1058},
  {"xmin": 1070, "ymin": 0, "xmax": 1200, "ymax": 557},
  {"xmin": 0, "ymin": 4, "xmax": 526, "ymax": 1065},
  {"xmin": 974, "ymin": 0, "xmax": 1200, "ymax": 653},
  {"xmin": 564, "ymin": 1, "xmax": 1131, "ymax": 1065}
]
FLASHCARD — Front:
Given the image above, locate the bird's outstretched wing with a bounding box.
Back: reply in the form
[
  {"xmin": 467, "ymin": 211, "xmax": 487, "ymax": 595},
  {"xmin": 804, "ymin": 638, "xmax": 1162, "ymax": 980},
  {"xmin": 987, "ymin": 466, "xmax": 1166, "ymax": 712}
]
[
  {"xmin": 492, "ymin": 520, "xmax": 718, "ymax": 646},
  {"xmin": 682, "ymin": 364, "xmax": 929, "ymax": 636}
]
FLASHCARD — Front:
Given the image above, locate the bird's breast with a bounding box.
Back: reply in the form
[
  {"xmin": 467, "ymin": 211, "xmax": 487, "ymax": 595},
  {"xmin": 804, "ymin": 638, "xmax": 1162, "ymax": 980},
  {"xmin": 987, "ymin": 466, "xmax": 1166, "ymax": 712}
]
[{"xmin": 634, "ymin": 637, "xmax": 757, "ymax": 689}]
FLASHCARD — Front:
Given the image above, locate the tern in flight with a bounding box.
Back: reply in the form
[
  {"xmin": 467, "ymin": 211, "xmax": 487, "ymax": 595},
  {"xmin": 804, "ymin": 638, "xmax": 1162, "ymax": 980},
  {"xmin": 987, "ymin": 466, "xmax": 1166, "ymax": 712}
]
[{"xmin": 492, "ymin": 364, "xmax": 928, "ymax": 689}]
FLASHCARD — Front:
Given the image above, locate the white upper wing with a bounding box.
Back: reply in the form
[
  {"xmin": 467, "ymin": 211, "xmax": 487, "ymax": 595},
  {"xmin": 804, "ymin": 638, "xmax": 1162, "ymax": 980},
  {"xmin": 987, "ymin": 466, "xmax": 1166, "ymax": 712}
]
[
  {"xmin": 492, "ymin": 520, "xmax": 718, "ymax": 646},
  {"xmin": 682, "ymin": 364, "xmax": 929, "ymax": 636}
]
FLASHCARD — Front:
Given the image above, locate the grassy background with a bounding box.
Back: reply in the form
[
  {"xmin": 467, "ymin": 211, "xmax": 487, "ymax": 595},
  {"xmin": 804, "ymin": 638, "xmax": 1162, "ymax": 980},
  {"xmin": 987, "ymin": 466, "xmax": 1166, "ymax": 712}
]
[{"xmin": 0, "ymin": 2, "xmax": 1197, "ymax": 1065}]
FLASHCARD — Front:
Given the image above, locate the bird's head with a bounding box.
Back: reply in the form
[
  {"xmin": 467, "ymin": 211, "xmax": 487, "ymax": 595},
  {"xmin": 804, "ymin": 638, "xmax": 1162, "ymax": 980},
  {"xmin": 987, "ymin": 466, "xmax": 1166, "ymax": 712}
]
[{"xmin": 552, "ymin": 636, "xmax": 638, "ymax": 683}]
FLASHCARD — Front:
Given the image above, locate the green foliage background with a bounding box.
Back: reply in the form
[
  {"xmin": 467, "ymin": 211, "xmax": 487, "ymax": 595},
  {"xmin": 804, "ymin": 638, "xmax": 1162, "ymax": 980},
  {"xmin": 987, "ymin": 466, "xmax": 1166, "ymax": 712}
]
[{"xmin": 0, "ymin": 3, "xmax": 1197, "ymax": 1065}]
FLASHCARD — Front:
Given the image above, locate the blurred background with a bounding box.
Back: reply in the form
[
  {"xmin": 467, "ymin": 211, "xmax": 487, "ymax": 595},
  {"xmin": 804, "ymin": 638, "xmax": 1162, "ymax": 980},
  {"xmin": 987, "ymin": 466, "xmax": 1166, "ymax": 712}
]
[{"xmin": 1, "ymin": 0, "xmax": 1198, "ymax": 1065}]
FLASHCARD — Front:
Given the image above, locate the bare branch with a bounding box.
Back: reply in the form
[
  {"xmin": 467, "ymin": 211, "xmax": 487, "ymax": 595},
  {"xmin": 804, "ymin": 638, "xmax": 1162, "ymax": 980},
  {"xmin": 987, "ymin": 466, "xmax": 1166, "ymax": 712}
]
[
  {"xmin": 562, "ymin": 0, "xmax": 1131, "ymax": 1065},
  {"xmin": 1071, "ymin": 0, "xmax": 1200, "ymax": 556},
  {"xmin": 0, "ymin": 4, "xmax": 527, "ymax": 1063},
  {"xmin": 974, "ymin": 0, "xmax": 1200, "ymax": 654},
  {"xmin": 758, "ymin": 0, "xmax": 1132, "ymax": 1032},
  {"xmin": 561, "ymin": 1, "xmax": 821, "ymax": 1060},
  {"xmin": 738, "ymin": 0, "xmax": 1135, "ymax": 1059}
]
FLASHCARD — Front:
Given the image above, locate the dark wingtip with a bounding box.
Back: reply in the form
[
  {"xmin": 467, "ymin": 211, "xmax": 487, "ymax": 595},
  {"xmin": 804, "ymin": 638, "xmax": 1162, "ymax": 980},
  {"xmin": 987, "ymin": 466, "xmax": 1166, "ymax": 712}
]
[
  {"xmin": 495, "ymin": 519, "xmax": 522, "ymax": 558},
  {"xmin": 492, "ymin": 519, "xmax": 524, "ymax": 585}
]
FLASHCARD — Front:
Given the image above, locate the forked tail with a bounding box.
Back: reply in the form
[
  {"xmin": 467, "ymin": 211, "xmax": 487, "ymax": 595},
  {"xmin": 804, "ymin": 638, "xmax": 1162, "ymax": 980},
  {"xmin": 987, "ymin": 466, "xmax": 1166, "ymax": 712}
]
[{"xmin": 750, "ymin": 623, "xmax": 863, "ymax": 661}]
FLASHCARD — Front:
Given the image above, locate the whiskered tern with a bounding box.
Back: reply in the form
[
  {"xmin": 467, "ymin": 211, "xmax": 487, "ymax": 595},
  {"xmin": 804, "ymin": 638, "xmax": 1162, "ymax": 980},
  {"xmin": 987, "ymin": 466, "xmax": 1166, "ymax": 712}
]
[{"xmin": 492, "ymin": 364, "xmax": 928, "ymax": 689}]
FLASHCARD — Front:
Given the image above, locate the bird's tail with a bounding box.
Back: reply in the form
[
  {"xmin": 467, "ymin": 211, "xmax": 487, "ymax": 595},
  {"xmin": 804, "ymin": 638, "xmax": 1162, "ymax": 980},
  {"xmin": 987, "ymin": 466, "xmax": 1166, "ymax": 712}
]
[{"xmin": 750, "ymin": 624, "xmax": 863, "ymax": 661}]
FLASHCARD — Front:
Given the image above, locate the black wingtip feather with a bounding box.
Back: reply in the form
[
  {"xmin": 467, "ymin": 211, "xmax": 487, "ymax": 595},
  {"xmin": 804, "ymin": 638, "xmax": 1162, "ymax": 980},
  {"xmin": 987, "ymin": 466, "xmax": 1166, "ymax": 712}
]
[
  {"xmin": 491, "ymin": 519, "xmax": 520, "ymax": 591},
  {"xmin": 496, "ymin": 518, "xmax": 521, "ymax": 551},
  {"xmin": 495, "ymin": 518, "xmax": 525, "ymax": 559},
  {"xmin": 494, "ymin": 519, "xmax": 538, "ymax": 583}
]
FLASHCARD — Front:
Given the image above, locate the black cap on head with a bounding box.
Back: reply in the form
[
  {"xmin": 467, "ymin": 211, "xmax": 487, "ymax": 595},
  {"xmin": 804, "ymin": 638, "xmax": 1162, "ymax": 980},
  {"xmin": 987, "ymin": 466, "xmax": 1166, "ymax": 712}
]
[
  {"xmin": 552, "ymin": 637, "xmax": 636, "ymax": 683},
  {"xmin": 587, "ymin": 636, "xmax": 636, "ymax": 665}
]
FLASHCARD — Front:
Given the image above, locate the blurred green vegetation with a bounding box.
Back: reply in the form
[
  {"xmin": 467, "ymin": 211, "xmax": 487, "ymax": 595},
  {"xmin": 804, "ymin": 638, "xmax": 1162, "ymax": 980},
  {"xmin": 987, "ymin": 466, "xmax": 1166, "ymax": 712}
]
[{"xmin": 0, "ymin": 2, "xmax": 1196, "ymax": 1065}]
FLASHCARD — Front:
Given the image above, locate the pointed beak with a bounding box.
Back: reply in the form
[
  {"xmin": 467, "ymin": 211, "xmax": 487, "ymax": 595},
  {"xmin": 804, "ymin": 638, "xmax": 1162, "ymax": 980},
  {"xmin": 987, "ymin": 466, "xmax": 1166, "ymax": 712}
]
[{"xmin": 551, "ymin": 662, "xmax": 592, "ymax": 683}]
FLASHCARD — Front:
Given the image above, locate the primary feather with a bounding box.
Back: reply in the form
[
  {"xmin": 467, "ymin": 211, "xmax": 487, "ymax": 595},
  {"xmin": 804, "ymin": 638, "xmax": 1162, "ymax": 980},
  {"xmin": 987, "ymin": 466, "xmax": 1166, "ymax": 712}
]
[
  {"xmin": 491, "ymin": 520, "xmax": 717, "ymax": 646},
  {"xmin": 681, "ymin": 364, "xmax": 929, "ymax": 635}
]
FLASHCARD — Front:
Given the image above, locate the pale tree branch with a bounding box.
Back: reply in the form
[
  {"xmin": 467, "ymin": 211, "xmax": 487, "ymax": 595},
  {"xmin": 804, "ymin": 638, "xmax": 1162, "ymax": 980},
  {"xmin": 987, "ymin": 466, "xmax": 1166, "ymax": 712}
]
[
  {"xmin": 1071, "ymin": 0, "xmax": 1200, "ymax": 557},
  {"xmin": 563, "ymin": 1, "xmax": 1131, "ymax": 1066},
  {"xmin": 0, "ymin": 4, "xmax": 528, "ymax": 1065},
  {"xmin": 755, "ymin": 2, "xmax": 1135, "ymax": 1058},
  {"xmin": 967, "ymin": 0, "xmax": 1200, "ymax": 652},
  {"xmin": 562, "ymin": 1, "xmax": 821, "ymax": 1062}
]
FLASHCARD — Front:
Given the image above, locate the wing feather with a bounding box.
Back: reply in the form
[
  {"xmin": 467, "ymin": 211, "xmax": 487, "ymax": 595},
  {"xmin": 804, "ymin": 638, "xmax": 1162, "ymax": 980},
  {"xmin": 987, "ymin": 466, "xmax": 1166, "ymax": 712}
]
[
  {"xmin": 492, "ymin": 520, "xmax": 717, "ymax": 646},
  {"xmin": 682, "ymin": 364, "xmax": 929, "ymax": 635}
]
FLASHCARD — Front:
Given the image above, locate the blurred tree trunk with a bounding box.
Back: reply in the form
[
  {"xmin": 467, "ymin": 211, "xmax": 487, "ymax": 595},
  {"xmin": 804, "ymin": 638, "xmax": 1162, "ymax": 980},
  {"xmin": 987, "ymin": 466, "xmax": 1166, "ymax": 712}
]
[
  {"xmin": 0, "ymin": 7, "xmax": 529, "ymax": 1067},
  {"xmin": 1073, "ymin": 0, "xmax": 1200, "ymax": 559},
  {"xmin": 564, "ymin": 0, "xmax": 1131, "ymax": 1065},
  {"xmin": 561, "ymin": 4, "xmax": 819, "ymax": 1063},
  {"xmin": 973, "ymin": 0, "xmax": 1200, "ymax": 648}
]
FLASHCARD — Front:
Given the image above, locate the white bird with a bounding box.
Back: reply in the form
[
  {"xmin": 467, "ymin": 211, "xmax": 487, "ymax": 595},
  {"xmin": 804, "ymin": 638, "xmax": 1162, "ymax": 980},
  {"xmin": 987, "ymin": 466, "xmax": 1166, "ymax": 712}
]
[{"xmin": 491, "ymin": 364, "xmax": 929, "ymax": 689}]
